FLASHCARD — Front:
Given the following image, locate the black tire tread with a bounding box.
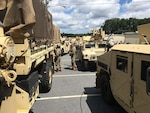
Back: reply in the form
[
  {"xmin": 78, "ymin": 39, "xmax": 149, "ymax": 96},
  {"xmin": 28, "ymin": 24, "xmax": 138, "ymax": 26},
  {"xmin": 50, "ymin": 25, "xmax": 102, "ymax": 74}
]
[
  {"xmin": 39, "ymin": 60, "xmax": 53, "ymax": 93},
  {"xmin": 100, "ymin": 74, "xmax": 114, "ymax": 104}
]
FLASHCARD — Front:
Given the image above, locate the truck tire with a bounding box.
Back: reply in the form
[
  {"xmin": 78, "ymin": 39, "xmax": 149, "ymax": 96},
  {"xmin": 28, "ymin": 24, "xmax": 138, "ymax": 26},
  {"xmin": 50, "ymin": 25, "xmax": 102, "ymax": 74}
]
[
  {"xmin": 83, "ymin": 60, "xmax": 89, "ymax": 70},
  {"xmin": 96, "ymin": 75, "xmax": 101, "ymax": 88},
  {"xmin": 100, "ymin": 74, "xmax": 114, "ymax": 104},
  {"xmin": 39, "ymin": 59, "xmax": 53, "ymax": 93}
]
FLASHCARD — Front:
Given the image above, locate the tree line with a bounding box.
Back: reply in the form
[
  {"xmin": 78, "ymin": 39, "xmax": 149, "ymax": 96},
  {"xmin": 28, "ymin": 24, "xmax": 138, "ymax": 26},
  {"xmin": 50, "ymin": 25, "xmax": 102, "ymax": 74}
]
[
  {"xmin": 61, "ymin": 18, "xmax": 150, "ymax": 37},
  {"xmin": 102, "ymin": 18, "xmax": 150, "ymax": 34},
  {"xmin": 61, "ymin": 33, "xmax": 92, "ymax": 37}
]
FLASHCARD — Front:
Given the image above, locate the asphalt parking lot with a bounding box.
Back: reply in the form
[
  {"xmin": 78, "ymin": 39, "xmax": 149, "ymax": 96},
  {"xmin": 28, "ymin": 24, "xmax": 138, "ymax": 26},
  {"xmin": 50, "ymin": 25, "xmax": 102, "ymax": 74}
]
[{"xmin": 31, "ymin": 54, "xmax": 126, "ymax": 113}]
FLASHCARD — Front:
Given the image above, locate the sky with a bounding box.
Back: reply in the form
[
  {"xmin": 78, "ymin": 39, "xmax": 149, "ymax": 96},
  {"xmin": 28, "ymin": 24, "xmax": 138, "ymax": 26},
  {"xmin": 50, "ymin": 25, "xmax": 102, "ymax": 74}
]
[{"xmin": 48, "ymin": 0, "xmax": 150, "ymax": 34}]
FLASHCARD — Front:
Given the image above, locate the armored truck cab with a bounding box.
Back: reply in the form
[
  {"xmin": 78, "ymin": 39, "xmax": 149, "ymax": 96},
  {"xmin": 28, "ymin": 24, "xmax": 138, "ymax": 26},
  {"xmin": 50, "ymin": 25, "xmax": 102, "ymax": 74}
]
[
  {"xmin": 76, "ymin": 41, "xmax": 106, "ymax": 70},
  {"xmin": 76, "ymin": 29, "xmax": 106, "ymax": 70},
  {"xmin": 96, "ymin": 44, "xmax": 150, "ymax": 113},
  {"xmin": 60, "ymin": 38, "xmax": 71, "ymax": 55}
]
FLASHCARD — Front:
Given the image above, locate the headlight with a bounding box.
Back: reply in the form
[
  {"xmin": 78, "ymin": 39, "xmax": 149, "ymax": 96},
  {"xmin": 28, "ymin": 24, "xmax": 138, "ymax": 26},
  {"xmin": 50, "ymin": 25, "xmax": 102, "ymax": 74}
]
[
  {"xmin": 90, "ymin": 55, "xmax": 96, "ymax": 60},
  {"xmin": 84, "ymin": 54, "xmax": 88, "ymax": 58}
]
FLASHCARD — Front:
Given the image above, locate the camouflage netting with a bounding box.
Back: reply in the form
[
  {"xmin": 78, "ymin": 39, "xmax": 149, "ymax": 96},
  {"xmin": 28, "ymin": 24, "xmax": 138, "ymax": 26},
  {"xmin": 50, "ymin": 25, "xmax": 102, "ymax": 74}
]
[
  {"xmin": 0, "ymin": 0, "xmax": 54, "ymax": 44},
  {"xmin": 32, "ymin": 0, "xmax": 53, "ymax": 42},
  {"xmin": 0, "ymin": 0, "xmax": 35, "ymax": 30},
  {"xmin": 53, "ymin": 24, "xmax": 61, "ymax": 43}
]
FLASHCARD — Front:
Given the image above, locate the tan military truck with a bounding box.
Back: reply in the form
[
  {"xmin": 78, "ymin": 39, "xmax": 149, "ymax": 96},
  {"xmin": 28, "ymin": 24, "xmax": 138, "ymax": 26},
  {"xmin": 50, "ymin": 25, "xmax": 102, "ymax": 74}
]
[
  {"xmin": 60, "ymin": 37, "xmax": 71, "ymax": 55},
  {"xmin": 76, "ymin": 29, "xmax": 106, "ymax": 70},
  {"xmin": 96, "ymin": 24, "xmax": 150, "ymax": 113},
  {"xmin": 0, "ymin": 0, "xmax": 56, "ymax": 113},
  {"xmin": 138, "ymin": 23, "xmax": 150, "ymax": 44},
  {"xmin": 76, "ymin": 41, "xmax": 106, "ymax": 70}
]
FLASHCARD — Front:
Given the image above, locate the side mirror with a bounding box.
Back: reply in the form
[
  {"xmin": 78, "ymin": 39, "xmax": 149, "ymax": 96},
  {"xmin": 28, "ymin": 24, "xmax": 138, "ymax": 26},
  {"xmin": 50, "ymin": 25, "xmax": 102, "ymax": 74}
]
[{"xmin": 146, "ymin": 67, "xmax": 150, "ymax": 95}]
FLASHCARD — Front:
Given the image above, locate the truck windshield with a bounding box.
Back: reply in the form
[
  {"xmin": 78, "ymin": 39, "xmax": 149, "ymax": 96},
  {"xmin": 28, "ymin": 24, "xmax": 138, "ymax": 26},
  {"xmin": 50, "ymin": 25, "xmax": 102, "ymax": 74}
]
[
  {"xmin": 98, "ymin": 44, "xmax": 106, "ymax": 48},
  {"xmin": 85, "ymin": 44, "xmax": 95, "ymax": 48}
]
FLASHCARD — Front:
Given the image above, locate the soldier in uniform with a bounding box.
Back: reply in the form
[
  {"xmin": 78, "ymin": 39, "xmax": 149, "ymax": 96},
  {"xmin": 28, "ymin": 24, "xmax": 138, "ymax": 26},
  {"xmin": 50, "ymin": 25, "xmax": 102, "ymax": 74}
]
[
  {"xmin": 69, "ymin": 43, "xmax": 77, "ymax": 71},
  {"xmin": 54, "ymin": 44, "xmax": 61, "ymax": 71}
]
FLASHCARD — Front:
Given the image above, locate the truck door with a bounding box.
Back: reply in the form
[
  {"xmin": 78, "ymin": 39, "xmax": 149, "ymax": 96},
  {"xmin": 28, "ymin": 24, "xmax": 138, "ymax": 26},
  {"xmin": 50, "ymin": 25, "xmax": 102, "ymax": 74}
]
[
  {"xmin": 110, "ymin": 51, "xmax": 132, "ymax": 109},
  {"xmin": 133, "ymin": 54, "xmax": 150, "ymax": 113}
]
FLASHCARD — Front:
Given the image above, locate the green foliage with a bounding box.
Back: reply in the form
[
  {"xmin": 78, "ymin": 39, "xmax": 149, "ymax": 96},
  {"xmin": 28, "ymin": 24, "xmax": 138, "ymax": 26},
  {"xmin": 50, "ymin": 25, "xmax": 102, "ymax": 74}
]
[
  {"xmin": 102, "ymin": 18, "xmax": 150, "ymax": 34},
  {"xmin": 61, "ymin": 18, "xmax": 150, "ymax": 36},
  {"xmin": 61, "ymin": 33, "xmax": 92, "ymax": 37}
]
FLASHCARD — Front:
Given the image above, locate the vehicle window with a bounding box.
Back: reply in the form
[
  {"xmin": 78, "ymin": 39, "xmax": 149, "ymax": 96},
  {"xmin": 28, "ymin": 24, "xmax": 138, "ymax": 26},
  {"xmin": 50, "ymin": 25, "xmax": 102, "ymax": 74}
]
[
  {"xmin": 116, "ymin": 55, "xmax": 128, "ymax": 73},
  {"xmin": 85, "ymin": 44, "xmax": 95, "ymax": 48},
  {"xmin": 98, "ymin": 44, "xmax": 106, "ymax": 48},
  {"xmin": 141, "ymin": 61, "xmax": 150, "ymax": 81}
]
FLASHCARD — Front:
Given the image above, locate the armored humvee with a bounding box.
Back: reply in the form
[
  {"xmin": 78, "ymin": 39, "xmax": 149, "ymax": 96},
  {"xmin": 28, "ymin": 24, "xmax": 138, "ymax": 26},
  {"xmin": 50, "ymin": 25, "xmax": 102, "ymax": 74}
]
[
  {"xmin": 76, "ymin": 29, "xmax": 106, "ymax": 70},
  {"xmin": 76, "ymin": 41, "xmax": 106, "ymax": 70},
  {"xmin": 60, "ymin": 37, "xmax": 71, "ymax": 55},
  {"xmin": 96, "ymin": 24, "xmax": 150, "ymax": 113}
]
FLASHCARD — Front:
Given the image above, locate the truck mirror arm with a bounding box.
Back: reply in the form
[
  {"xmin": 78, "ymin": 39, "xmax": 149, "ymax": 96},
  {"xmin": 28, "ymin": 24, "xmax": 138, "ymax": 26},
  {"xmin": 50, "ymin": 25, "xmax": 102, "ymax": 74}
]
[{"xmin": 141, "ymin": 34, "xmax": 149, "ymax": 45}]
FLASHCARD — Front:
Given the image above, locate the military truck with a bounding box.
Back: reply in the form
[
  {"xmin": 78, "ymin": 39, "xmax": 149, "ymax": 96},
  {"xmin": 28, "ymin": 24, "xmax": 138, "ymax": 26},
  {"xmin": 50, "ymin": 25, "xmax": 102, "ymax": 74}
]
[
  {"xmin": 0, "ymin": 0, "xmax": 57, "ymax": 113},
  {"xmin": 60, "ymin": 37, "xmax": 70, "ymax": 55},
  {"xmin": 96, "ymin": 24, "xmax": 150, "ymax": 113},
  {"xmin": 138, "ymin": 23, "xmax": 150, "ymax": 44},
  {"xmin": 76, "ymin": 28, "xmax": 106, "ymax": 70}
]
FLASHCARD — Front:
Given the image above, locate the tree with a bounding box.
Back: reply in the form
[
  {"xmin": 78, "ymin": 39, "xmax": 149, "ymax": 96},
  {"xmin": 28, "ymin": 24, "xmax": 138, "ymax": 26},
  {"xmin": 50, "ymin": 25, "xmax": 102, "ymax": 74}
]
[{"xmin": 102, "ymin": 18, "xmax": 150, "ymax": 34}]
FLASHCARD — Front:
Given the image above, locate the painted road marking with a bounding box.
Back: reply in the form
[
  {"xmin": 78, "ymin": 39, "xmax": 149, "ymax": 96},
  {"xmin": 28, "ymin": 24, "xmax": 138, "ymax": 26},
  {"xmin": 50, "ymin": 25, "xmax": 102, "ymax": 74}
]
[
  {"xmin": 36, "ymin": 94, "xmax": 101, "ymax": 101},
  {"xmin": 54, "ymin": 73, "xmax": 95, "ymax": 77}
]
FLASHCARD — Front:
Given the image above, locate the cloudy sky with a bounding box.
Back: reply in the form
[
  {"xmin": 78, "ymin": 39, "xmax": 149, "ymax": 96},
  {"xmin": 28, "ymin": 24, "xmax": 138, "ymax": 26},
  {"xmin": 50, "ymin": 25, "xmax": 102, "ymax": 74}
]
[{"xmin": 48, "ymin": 0, "xmax": 150, "ymax": 34}]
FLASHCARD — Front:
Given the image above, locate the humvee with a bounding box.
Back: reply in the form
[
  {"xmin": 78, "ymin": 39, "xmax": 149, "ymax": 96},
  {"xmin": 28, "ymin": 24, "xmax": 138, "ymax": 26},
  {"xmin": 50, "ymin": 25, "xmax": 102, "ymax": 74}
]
[
  {"xmin": 96, "ymin": 44, "xmax": 150, "ymax": 113},
  {"xmin": 96, "ymin": 23, "xmax": 150, "ymax": 113},
  {"xmin": 76, "ymin": 41, "xmax": 106, "ymax": 70},
  {"xmin": 61, "ymin": 39, "xmax": 70, "ymax": 55},
  {"xmin": 76, "ymin": 29, "xmax": 106, "ymax": 70}
]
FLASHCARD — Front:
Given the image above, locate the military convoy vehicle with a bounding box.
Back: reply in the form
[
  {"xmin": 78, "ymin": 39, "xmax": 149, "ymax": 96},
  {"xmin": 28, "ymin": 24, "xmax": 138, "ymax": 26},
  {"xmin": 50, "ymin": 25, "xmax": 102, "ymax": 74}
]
[
  {"xmin": 96, "ymin": 23, "xmax": 150, "ymax": 113},
  {"xmin": 76, "ymin": 28, "xmax": 106, "ymax": 70},
  {"xmin": 138, "ymin": 23, "xmax": 150, "ymax": 44},
  {"xmin": 0, "ymin": 0, "xmax": 59, "ymax": 113},
  {"xmin": 60, "ymin": 37, "xmax": 71, "ymax": 55}
]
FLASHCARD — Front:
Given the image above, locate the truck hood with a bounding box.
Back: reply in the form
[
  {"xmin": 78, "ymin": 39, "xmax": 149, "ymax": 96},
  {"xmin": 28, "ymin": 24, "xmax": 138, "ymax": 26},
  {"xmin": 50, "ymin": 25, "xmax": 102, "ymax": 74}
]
[{"xmin": 83, "ymin": 48, "xmax": 105, "ymax": 56}]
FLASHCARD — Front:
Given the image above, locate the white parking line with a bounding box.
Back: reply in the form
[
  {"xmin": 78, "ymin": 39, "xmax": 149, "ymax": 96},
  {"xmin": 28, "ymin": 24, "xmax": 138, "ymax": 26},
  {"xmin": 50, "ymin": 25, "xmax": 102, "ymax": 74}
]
[
  {"xmin": 54, "ymin": 73, "xmax": 95, "ymax": 77},
  {"xmin": 36, "ymin": 94, "xmax": 101, "ymax": 101}
]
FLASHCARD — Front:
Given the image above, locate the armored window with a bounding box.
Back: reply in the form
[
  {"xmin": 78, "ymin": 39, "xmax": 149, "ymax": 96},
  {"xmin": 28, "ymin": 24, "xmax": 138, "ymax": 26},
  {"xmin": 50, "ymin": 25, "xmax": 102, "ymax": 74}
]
[
  {"xmin": 85, "ymin": 44, "xmax": 95, "ymax": 48},
  {"xmin": 98, "ymin": 44, "xmax": 106, "ymax": 48},
  {"xmin": 116, "ymin": 55, "xmax": 128, "ymax": 73},
  {"xmin": 141, "ymin": 61, "xmax": 150, "ymax": 81}
]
